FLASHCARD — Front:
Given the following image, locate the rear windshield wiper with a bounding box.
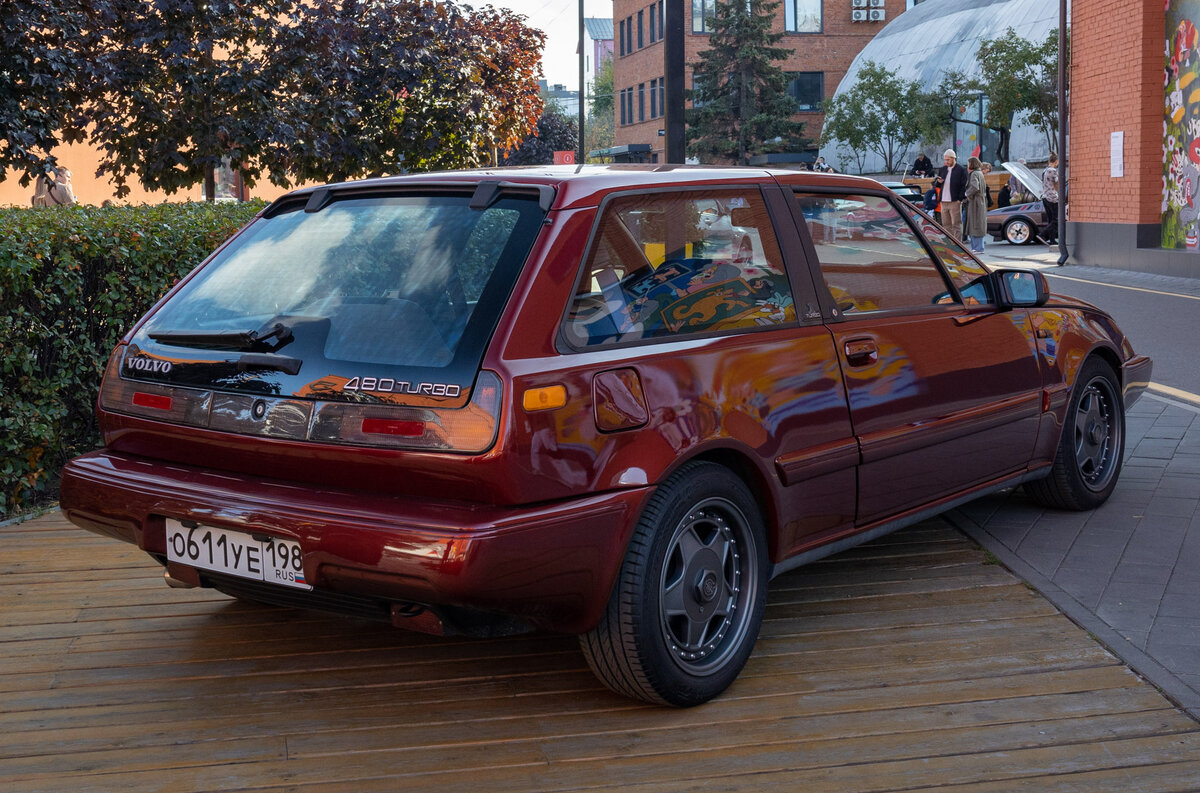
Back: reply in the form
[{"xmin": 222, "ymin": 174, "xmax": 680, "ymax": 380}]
[{"xmin": 148, "ymin": 322, "xmax": 293, "ymax": 352}]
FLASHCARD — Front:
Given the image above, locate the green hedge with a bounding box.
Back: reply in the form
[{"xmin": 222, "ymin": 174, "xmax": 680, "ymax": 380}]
[{"xmin": 0, "ymin": 201, "xmax": 264, "ymax": 519}]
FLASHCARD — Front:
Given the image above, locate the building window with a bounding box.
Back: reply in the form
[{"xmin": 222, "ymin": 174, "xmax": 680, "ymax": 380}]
[
  {"xmin": 650, "ymin": 79, "xmax": 658, "ymax": 118},
  {"xmin": 659, "ymin": 78, "xmax": 665, "ymax": 117},
  {"xmin": 626, "ymin": 89, "xmax": 635, "ymax": 126},
  {"xmin": 692, "ymin": 0, "xmax": 714, "ymax": 33},
  {"xmin": 618, "ymin": 19, "xmax": 626, "ymax": 56},
  {"xmin": 625, "ymin": 16, "xmax": 633, "ymax": 55},
  {"xmin": 658, "ymin": 1, "xmax": 664, "ymax": 38},
  {"xmin": 637, "ymin": 10, "xmax": 644, "ymax": 48},
  {"xmin": 619, "ymin": 88, "xmax": 627, "ymax": 125},
  {"xmin": 638, "ymin": 83, "xmax": 646, "ymax": 122},
  {"xmin": 691, "ymin": 74, "xmax": 706, "ymax": 108},
  {"xmin": 784, "ymin": 0, "xmax": 821, "ymax": 33},
  {"xmin": 649, "ymin": 4, "xmax": 657, "ymax": 42},
  {"xmin": 787, "ymin": 72, "xmax": 824, "ymax": 111}
]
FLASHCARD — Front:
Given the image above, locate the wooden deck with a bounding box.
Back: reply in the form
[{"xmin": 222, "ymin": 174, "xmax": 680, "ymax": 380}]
[{"xmin": 4, "ymin": 511, "xmax": 1200, "ymax": 792}]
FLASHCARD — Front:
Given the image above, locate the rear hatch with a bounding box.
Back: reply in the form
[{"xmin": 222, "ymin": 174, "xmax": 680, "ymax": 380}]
[{"xmin": 101, "ymin": 182, "xmax": 549, "ymax": 458}]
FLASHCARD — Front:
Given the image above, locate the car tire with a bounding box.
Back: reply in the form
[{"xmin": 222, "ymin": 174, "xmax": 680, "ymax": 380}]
[
  {"xmin": 1025, "ymin": 358, "xmax": 1125, "ymax": 510},
  {"xmin": 1004, "ymin": 218, "xmax": 1035, "ymax": 245},
  {"xmin": 580, "ymin": 461, "xmax": 768, "ymax": 707}
]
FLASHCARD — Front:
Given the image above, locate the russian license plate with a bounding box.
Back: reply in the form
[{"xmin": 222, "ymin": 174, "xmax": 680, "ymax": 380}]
[{"xmin": 165, "ymin": 519, "xmax": 311, "ymax": 590}]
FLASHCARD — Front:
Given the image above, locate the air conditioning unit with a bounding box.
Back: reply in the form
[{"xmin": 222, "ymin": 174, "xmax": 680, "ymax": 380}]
[
  {"xmin": 869, "ymin": 0, "xmax": 884, "ymax": 6},
  {"xmin": 851, "ymin": 8, "xmax": 868, "ymax": 21},
  {"xmin": 851, "ymin": 0, "xmax": 868, "ymax": 6},
  {"xmin": 869, "ymin": 8, "xmax": 886, "ymax": 20}
]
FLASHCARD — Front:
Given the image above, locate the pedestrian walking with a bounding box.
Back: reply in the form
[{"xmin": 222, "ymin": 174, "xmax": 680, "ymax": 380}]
[
  {"xmin": 932, "ymin": 149, "xmax": 967, "ymax": 240},
  {"xmin": 31, "ymin": 166, "xmax": 77, "ymax": 207},
  {"xmin": 965, "ymin": 156, "xmax": 989, "ymax": 253},
  {"xmin": 1041, "ymin": 153, "xmax": 1061, "ymax": 245}
]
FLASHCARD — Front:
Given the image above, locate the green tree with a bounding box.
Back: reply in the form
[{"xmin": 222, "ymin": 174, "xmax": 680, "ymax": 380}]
[
  {"xmin": 586, "ymin": 58, "xmax": 615, "ymax": 159},
  {"xmin": 78, "ymin": 0, "xmax": 301, "ymax": 201},
  {"xmin": 821, "ymin": 61, "xmax": 949, "ymax": 174},
  {"xmin": 274, "ymin": 0, "xmax": 545, "ymax": 179},
  {"xmin": 77, "ymin": 0, "xmax": 545, "ymax": 198},
  {"xmin": 501, "ymin": 107, "xmax": 578, "ymax": 165},
  {"xmin": 686, "ymin": 0, "xmax": 807, "ymax": 165},
  {"xmin": 972, "ymin": 27, "xmax": 1066, "ymax": 155},
  {"xmin": 0, "ymin": 0, "xmax": 93, "ymax": 185}
]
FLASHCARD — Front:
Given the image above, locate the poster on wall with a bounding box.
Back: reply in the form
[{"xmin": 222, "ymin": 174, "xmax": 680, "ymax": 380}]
[{"xmin": 1164, "ymin": 2, "xmax": 1200, "ymax": 251}]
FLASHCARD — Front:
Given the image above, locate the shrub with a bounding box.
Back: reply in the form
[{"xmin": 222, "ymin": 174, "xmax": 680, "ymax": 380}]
[{"xmin": 0, "ymin": 201, "xmax": 263, "ymax": 518}]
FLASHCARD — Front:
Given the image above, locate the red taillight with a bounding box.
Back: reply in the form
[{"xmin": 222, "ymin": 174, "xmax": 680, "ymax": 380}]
[
  {"xmin": 361, "ymin": 418, "xmax": 424, "ymax": 437},
  {"xmin": 132, "ymin": 392, "xmax": 173, "ymax": 411}
]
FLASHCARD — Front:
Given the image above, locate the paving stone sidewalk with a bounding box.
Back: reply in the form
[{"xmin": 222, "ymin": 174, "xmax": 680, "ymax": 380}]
[{"xmin": 953, "ymin": 393, "xmax": 1200, "ymax": 718}]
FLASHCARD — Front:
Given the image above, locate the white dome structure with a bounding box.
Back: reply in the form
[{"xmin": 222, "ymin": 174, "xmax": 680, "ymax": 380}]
[{"xmin": 823, "ymin": 0, "xmax": 1063, "ymax": 174}]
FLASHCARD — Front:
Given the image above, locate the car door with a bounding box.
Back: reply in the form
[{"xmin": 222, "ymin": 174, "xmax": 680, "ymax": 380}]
[
  {"xmin": 558, "ymin": 184, "xmax": 859, "ymax": 558},
  {"xmin": 789, "ymin": 190, "xmax": 1043, "ymax": 525}
]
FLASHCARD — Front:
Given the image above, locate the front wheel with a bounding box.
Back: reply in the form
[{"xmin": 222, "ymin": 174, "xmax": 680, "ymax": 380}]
[
  {"xmin": 1025, "ymin": 358, "xmax": 1125, "ymax": 510},
  {"xmin": 580, "ymin": 462, "xmax": 768, "ymax": 707}
]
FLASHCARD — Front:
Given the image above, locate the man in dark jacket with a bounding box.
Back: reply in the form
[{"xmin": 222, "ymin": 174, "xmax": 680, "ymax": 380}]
[{"xmin": 932, "ymin": 149, "xmax": 967, "ymax": 240}]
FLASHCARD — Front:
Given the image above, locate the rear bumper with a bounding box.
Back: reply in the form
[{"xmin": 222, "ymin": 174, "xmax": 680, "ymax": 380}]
[{"xmin": 61, "ymin": 450, "xmax": 649, "ymax": 635}]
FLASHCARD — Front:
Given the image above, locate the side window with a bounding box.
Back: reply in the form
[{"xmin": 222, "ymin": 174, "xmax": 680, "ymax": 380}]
[
  {"xmin": 793, "ymin": 192, "xmax": 954, "ymax": 314},
  {"xmin": 563, "ymin": 189, "xmax": 796, "ymax": 348},
  {"xmin": 899, "ymin": 203, "xmax": 994, "ymax": 305}
]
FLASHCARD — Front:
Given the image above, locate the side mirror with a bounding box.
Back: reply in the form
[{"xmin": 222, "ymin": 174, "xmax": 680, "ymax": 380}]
[{"xmin": 993, "ymin": 268, "xmax": 1050, "ymax": 309}]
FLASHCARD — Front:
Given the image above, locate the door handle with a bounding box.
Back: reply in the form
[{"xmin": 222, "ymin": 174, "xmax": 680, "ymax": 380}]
[{"xmin": 844, "ymin": 338, "xmax": 878, "ymax": 367}]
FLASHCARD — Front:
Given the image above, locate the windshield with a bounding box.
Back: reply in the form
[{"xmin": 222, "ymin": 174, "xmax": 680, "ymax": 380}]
[{"xmin": 130, "ymin": 192, "xmax": 545, "ymax": 398}]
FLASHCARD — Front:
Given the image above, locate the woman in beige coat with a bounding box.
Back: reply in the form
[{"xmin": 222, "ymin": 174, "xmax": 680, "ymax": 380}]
[{"xmin": 964, "ymin": 157, "xmax": 988, "ymax": 253}]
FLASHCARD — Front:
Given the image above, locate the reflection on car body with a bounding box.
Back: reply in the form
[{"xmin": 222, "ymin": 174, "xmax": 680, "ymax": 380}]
[{"xmin": 61, "ymin": 166, "xmax": 1151, "ymax": 709}]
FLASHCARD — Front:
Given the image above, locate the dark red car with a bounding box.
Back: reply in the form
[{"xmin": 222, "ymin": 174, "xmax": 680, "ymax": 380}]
[{"xmin": 61, "ymin": 167, "xmax": 1152, "ymax": 707}]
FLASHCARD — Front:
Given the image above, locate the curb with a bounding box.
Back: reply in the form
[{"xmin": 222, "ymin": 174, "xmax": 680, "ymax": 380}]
[{"xmin": 952, "ymin": 510, "xmax": 1200, "ymax": 723}]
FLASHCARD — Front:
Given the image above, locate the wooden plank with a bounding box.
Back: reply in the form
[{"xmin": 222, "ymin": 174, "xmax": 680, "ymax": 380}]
[
  {"xmin": 0, "ymin": 663, "xmax": 1155, "ymax": 763},
  {"xmin": 0, "ymin": 643, "xmax": 1115, "ymax": 737},
  {"xmin": 2, "ymin": 514, "xmax": 1198, "ymax": 793}
]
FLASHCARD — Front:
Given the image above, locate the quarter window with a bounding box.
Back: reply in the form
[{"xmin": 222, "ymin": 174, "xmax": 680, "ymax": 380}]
[
  {"xmin": 564, "ymin": 190, "xmax": 796, "ymax": 347},
  {"xmin": 793, "ymin": 193, "xmax": 953, "ymax": 314}
]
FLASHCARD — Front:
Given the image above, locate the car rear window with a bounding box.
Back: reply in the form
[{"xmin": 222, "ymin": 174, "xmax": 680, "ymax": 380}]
[
  {"xmin": 132, "ymin": 192, "xmax": 545, "ymax": 397},
  {"xmin": 563, "ymin": 188, "xmax": 795, "ymax": 348}
]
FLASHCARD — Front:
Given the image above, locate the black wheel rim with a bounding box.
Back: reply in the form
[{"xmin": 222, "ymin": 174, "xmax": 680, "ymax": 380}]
[
  {"xmin": 1074, "ymin": 375, "xmax": 1122, "ymax": 491},
  {"xmin": 658, "ymin": 497, "xmax": 758, "ymax": 675}
]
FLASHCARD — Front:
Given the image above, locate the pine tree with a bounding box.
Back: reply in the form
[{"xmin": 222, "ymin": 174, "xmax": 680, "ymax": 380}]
[{"xmin": 687, "ymin": 0, "xmax": 808, "ymax": 165}]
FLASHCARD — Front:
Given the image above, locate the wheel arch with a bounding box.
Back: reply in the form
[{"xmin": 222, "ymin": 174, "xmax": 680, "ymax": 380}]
[
  {"xmin": 679, "ymin": 446, "xmax": 781, "ymax": 561},
  {"xmin": 1088, "ymin": 343, "xmax": 1124, "ymax": 386}
]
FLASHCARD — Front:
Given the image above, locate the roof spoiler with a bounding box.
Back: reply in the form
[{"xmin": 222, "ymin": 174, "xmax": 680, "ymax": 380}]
[{"xmin": 262, "ymin": 180, "xmax": 557, "ymax": 219}]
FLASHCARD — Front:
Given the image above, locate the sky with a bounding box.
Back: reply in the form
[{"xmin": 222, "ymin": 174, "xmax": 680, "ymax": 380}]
[{"xmin": 485, "ymin": 0, "xmax": 609, "ymax": 88}]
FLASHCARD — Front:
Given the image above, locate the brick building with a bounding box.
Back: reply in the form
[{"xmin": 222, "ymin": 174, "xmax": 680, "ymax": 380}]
[
  {"xmin": 611, "ymin": 0, "xmax": 908, "ymax": 163},
  {"xmin": 1069, "ymin": 0, "xmax": 1196, "ymax": 275}
]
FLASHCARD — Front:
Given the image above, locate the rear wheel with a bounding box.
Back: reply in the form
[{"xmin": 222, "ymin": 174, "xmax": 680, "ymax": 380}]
[
  {"xmin": 580, "ymin": 461, "xmax": 768, "ymax": 707},
  {"xmin": 1026, "ymin": 358, "xmax": 1125, "ymax": 510},
  {"xmin": 1004, "ymin": 217, "xmax": 1034, "ymax": 245}
]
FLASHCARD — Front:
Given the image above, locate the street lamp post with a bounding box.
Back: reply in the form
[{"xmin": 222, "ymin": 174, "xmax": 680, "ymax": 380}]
[
  {"xmin": 1057, "ymin": 0, "xmax": 1068, "ymax": 263},
  {"xmin": 664, "ymin": 0, "xmax": 685, "ymax": 163},
  {"xmin": 578, "ymin": 0, "xmax": 586, "ymax": 165}
]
